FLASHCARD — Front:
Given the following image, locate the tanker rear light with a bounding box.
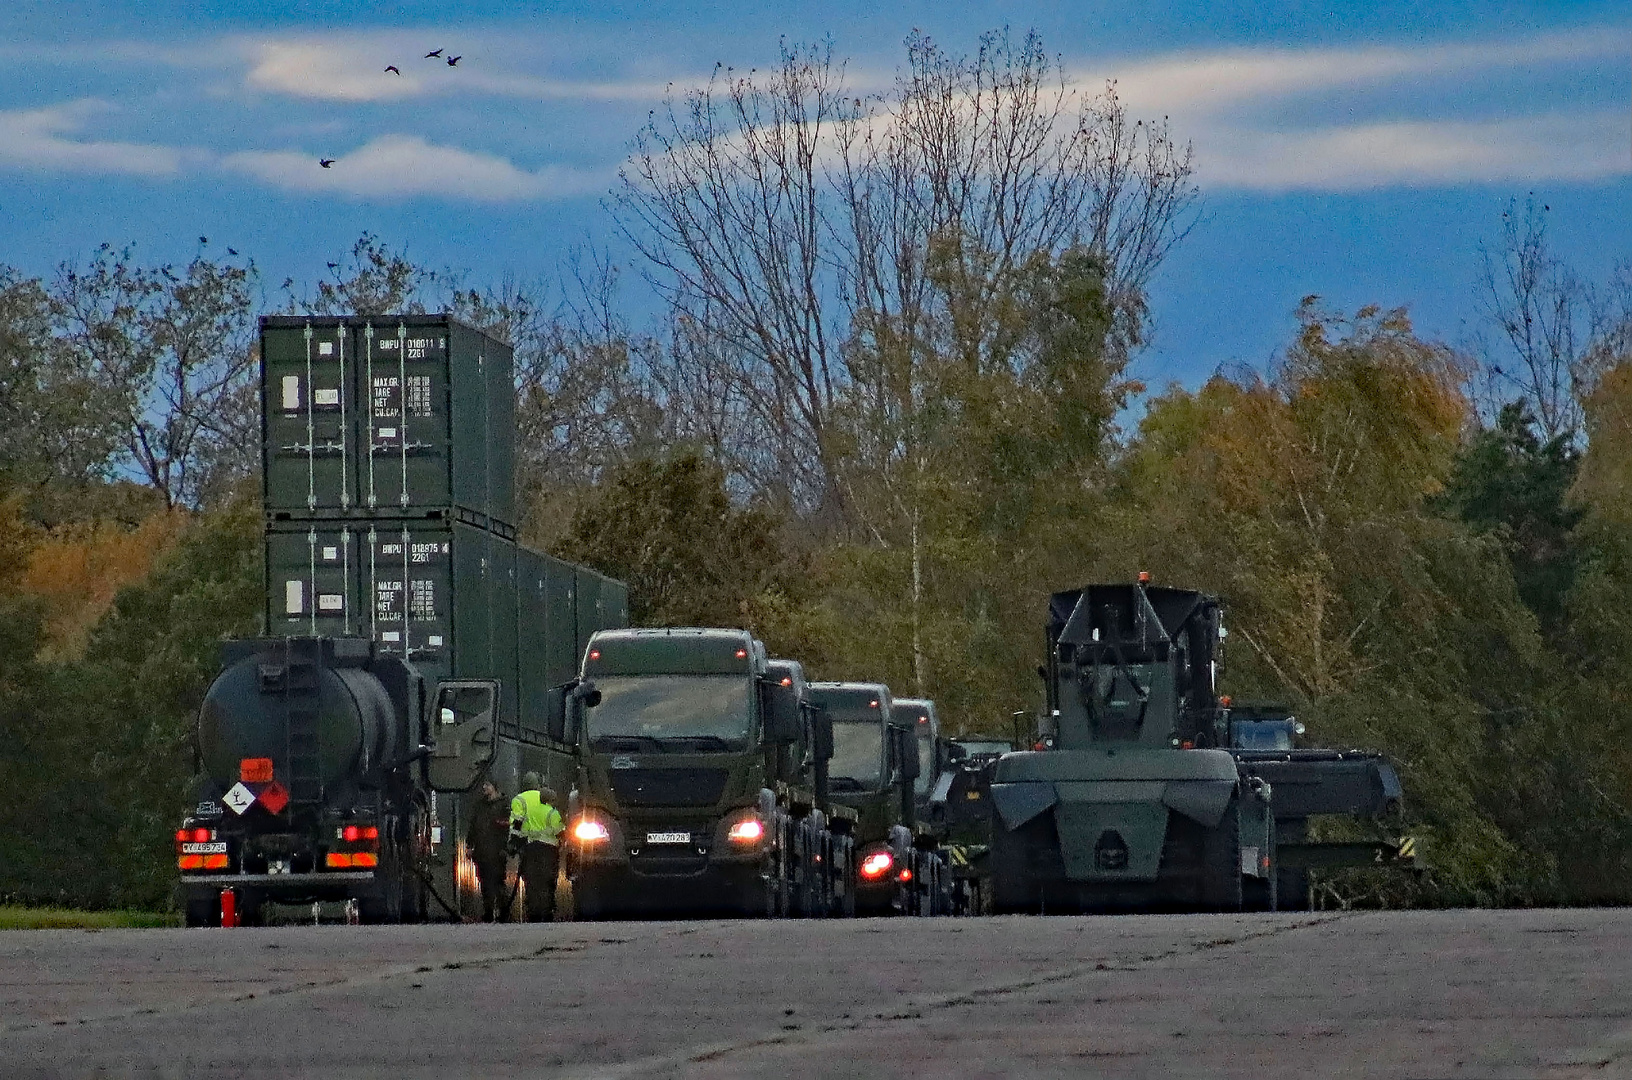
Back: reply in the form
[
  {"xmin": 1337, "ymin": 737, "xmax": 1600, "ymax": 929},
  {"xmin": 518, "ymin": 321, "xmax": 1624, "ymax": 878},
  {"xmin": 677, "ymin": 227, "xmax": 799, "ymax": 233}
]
[
  {"xmin": 735, "ymin": 649, "xmax": 747, "ymax": 658},
  {"xmin": 897, "ymin": 868, "xmax": 913, "ymax": 883},
  {"xmin": 727, "ymin": 818, "xmax": 764, "ymax": 843},
  {"xmin": 351, "ymin": 852, "xmax": 379, "ymax": 868},
  {"xmin": 589, "ymin": 649, "xmax": 601, "ymax": 661},
  {"xmin": 176, "ymin": 828, "xmax": 215, "ymax": 844},
  {"xmin": 780, "ymin": 677, "xmax": 793, "ymax": 687},
  {"xmin": 338, "ymin": 825, "xmax": 380, "ymax": 843},
  {"xmin": 326, "ymin": 852, "xmax": 353, "ymax": 868},
  {"xmin": 860, "ymin": 851, "xmax": 893, "ymax": 879}
]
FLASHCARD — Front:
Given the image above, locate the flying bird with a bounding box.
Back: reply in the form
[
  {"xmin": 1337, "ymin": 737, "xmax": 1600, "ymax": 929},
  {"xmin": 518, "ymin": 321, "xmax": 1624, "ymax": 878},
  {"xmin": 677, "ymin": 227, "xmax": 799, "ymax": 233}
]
[
  {"xmin": 424, "ymin": 49, "xmax": 443, "ymax": 58},
  {"xmin": 319, "ymin": 158, "xmax": 335, "ymax": 168},
  {"xmin": 199, "ymin": 236, "xmax": 208, "ymax": 244},
  {"xmin": 385, "ymin": 64, "xmax": 401, "ymax": 74},
  {"xmin": 327, "ymin": 262, "xmax": 339, "ymax": 270},
  {"xmin": 447, "ymin": 55, "xmax": 461, "ymax": 66},
  {"xmin": 226, "ymin": 248, "xmax": 238, "ymax": 256}
]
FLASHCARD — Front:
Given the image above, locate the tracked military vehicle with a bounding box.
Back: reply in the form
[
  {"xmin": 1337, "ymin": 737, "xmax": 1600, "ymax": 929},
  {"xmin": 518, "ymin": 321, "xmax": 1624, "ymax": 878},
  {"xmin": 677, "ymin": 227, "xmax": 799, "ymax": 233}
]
[{"xmin": 989, "ymin": 581, "xmax": 1275, "ymax": 913}]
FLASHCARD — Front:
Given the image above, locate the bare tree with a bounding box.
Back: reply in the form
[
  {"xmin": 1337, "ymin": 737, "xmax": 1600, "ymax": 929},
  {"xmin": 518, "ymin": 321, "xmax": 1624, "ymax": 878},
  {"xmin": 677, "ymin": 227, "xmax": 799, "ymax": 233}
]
[
  {"xmin": 0, "ymin": 267, "xmax": 127, "ymax": 491},
  {"xmin": 284, "ymin": 233, "xmax": 439, "ymax": 317},
  {"xmin": 616, "ymin": 30, "xmax": 1197, "ymax": 524},
  {"xmin": 618, "ymin": 42, "xmax": 852, "ymax": 512},
  {"xmin": 1478, "ymin": 198, "xmax": 1598, "ymax": 441},
  {"xmin": 50, "ymin": 246, "xmax": 258, "ymax": 509}
]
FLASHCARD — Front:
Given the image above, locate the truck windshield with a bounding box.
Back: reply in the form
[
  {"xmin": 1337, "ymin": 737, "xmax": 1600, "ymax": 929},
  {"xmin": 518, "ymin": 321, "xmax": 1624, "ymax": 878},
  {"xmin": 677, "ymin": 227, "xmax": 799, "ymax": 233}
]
[
  {"xmin": 1232, "ymin": 720, "xmax": 1294, "ymax": 751},
  {"xmin": 586, "ymin": 675, "xmax": 753, "ymax": 749},
  {"xmin": 829, "ymin": 722, "xmax": 884, "ymax": 791}
]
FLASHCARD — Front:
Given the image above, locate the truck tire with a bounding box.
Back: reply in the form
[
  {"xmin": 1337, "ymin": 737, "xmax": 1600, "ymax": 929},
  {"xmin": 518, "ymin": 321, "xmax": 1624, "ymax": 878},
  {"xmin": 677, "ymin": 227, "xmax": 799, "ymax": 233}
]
[
  {"xmin": 1200, "ymin": 797, "xmax": 1243, "ymax": 912},
  {"xmin": 358, "ymin": 843, "xmax": 407, "ymax": 924}
]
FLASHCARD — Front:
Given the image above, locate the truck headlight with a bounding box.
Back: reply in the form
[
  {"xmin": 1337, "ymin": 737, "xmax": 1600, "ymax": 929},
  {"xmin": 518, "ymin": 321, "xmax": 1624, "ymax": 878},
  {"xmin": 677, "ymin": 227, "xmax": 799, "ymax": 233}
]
[
  {"xmin": 727, "ymin": 818, "xmax": 764, "ymax": 843},
  {"xmin": 573, "ymin": 818, "xmax": 610, "ymax": 843}
]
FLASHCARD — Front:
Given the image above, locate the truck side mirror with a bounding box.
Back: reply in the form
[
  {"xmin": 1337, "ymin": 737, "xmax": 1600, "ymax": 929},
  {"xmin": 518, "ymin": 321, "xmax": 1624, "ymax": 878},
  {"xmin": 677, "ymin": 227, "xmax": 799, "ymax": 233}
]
[
  {"xmin": 894, "ymin": 726, "xmax": 920, "ymax": 783},
  {"xmin": 762, "ymin": 679, "xmax": 802, "ymax": 744},
  {"xmin": 427, "ymin": 680, "xmax": 499, "ymax": 791},
  {"xmin": 809, "ymin": 705, "xmax": 833, "ymax": 761}
]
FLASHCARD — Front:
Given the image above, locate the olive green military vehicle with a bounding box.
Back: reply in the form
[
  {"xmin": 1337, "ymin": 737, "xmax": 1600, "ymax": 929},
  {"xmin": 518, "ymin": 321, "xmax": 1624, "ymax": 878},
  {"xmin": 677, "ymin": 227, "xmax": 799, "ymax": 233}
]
[
  {"xmin": 989, "ymin": 581, "xmax": 1276, "ymax": 913},
  {"xmin": 566, "ymin": 629, "xmax": 849, "ymax": 918},
  {"xmin": 921, "ymin": 731, "xmax": 1016, "ymax": 915},
  {"xmin": 177, "ymin": 315, "xmax": 627, "ymax": 927},
  {"xmin": 1224, "ymin": 702, "xmax": 1410, "ymax": 910},
  {"xmin": 810, "ymin": 683, "xmax": 951, "ymax": 916}
]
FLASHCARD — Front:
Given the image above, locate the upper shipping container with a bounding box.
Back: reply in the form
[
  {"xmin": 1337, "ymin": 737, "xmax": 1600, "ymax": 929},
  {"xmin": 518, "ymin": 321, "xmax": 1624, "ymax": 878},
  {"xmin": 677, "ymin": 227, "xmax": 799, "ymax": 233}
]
[{"xmin": 261, "ymin": 315, "xmax": 516, "ymax": 527}]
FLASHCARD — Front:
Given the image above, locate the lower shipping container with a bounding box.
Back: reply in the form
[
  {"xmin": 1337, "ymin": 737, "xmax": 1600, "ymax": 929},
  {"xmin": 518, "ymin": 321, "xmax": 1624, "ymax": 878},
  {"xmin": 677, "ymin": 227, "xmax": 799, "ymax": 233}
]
[{"xmin": 265, "ymin": 520, "xmax": 628, "ymax": 742}]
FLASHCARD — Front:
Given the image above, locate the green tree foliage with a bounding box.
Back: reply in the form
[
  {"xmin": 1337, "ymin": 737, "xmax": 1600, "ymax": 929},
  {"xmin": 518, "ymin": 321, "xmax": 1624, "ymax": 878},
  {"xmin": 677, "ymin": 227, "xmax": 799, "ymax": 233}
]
[
  {"xmin": 1440, "ymin": 402, "xmax": 1583, "ymax": 633},
  {"xmin": 556, "ymin": 453, "xmax": 797, "ymax": 628},
  {"xmin": 0, "ymin": 502, "xmax": 260, "ymax": 908}
]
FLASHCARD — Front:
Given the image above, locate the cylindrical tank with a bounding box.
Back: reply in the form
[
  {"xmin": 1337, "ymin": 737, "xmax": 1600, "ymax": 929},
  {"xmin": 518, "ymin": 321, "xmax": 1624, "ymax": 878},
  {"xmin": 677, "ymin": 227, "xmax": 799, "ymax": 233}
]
[{"xmin": 198, "ymin": 655, "xmax": 401, "ymax": 791}]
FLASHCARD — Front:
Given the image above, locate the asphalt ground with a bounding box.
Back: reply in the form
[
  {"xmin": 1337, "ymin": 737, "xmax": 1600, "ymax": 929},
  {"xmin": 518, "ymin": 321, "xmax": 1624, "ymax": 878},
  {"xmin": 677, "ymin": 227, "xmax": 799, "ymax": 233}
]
[{"xmin": 1, "ymin": 909, "xmax": 1630, "ymax": 1079}]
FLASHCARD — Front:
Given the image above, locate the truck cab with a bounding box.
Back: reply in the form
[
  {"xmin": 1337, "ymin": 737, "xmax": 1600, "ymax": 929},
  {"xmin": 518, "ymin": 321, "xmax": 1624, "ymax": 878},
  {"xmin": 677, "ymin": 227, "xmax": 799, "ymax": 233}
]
[
  {"xmin": 808, "ymin": 683, "xmax": 948, "ymax": 915},
  {"xmin": 566, "ymin": 628, "xmax": 831, "ymax": 918}
]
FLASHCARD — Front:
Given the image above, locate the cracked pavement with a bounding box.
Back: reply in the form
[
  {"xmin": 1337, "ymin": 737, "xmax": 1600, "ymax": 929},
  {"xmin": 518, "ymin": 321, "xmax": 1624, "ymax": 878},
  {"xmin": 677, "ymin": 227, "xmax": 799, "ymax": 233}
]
[{"xmin": 2, "ymin": 909, "xmax": 1630, "ymax": 1078}]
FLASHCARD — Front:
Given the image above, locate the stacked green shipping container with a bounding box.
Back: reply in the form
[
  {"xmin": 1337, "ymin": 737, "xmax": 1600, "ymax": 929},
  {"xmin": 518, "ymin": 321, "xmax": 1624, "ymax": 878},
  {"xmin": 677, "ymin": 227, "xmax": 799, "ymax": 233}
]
[{"xmin": 260, "ymin": 315, "xmax": 627, "ymax": 737}]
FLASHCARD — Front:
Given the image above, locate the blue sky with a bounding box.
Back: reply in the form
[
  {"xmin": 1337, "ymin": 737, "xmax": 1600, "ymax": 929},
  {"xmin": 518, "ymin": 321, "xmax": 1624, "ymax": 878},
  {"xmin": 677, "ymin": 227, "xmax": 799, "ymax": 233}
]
[{"xmin": 3, "ymin": 1, "xmax": 1628, "ymax": 390}]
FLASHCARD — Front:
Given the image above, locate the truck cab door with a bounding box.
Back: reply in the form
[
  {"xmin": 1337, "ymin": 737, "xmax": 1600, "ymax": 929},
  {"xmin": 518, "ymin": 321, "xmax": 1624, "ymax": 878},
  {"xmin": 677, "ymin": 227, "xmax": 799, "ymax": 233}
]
[{"xmin": 427, "ymin": 680, "xmax": 500, "ymax": 791}]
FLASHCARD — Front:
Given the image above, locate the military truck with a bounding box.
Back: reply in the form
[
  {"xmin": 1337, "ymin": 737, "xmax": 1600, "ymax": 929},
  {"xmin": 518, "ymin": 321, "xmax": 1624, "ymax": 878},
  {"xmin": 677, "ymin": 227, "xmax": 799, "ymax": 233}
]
[
  {"xmin": 178, "ymin": 314, "xmax": 628, "ymax": 927},
  {"xmin": 565, "ymin": 629, "xmax": 847, "ymax": 918},
  {"xmin": 922, "ymin": 733, "xmax": 1016, "ymax": 914},
  {"xmin": 1223, "ymin": 702, "xmax": 1409, "ymax": 910},
  {"xmin": 810, "ymin": 683, "xmax": 951, "ymax": 916},
  {"xmin": 989, "ymin": 581, "xmax": 1276, "ymax": 913}
]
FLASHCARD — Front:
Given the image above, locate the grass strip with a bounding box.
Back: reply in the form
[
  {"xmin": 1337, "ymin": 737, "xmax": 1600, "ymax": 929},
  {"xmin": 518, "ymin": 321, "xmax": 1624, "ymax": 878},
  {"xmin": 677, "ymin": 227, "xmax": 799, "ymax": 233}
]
[{"xmin": 0, "ymin": 905, "xmax": 178, "ymax": 930}]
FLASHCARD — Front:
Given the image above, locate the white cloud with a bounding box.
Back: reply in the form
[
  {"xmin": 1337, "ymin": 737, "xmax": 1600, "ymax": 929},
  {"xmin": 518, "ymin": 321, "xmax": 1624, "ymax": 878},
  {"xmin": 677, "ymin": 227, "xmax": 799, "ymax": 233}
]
[
  {"xmin": 1200, "ymin": 111, "xmax": 1631, "ymax": 191},
  {"xmin": 241, "ymin": 35, "xmax": 670, "ymax": 104},
  {"xmin": 0, "ymin": 100, "xmax": 196, "ymax": 176},
  {"xmin": 1079, "ymin": 28, "xmax": 1627, "ymax": 118},
  {"xmin": 222, "ymin": 134, "xmax": 609, "ymax": 202},
  {"xmin": 1056, "ymin": 29, "xmax": 1632, "ymax": 190}
]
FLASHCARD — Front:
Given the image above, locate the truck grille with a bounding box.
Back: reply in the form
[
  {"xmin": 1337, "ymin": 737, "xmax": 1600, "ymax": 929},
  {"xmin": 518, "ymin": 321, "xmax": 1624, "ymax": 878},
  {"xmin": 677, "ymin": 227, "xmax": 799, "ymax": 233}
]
[{"xmin": 609, "ymin": 768, "xmax": 728, "ymax": 808}]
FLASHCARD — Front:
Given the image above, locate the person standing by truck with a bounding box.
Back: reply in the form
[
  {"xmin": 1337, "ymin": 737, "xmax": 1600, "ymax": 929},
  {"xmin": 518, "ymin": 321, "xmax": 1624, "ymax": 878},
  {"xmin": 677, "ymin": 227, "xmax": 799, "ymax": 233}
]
[
  {"xmin": 511, "ymin": 772, "xmax": 564, "ymax": 921},
  {"xmin": 467, "ymin": 779, "xmax": 512, "ymax": 922}
]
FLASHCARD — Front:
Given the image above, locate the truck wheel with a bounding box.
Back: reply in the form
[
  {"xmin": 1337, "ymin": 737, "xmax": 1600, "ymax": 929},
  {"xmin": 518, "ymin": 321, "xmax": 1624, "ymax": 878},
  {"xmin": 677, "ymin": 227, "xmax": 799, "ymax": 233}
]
[
  {"xmin": 1200, "ymin": 797, "xmax": 1243, "ymax": 912},
  {"xmin": 359, "ymin": 844, "xmax": 407, "ymax": 924}
]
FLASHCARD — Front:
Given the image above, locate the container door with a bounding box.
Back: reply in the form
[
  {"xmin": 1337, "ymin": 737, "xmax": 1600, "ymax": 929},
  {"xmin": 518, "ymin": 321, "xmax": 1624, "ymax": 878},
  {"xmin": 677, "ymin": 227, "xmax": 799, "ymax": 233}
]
[
  {"xmin": 265, "ymin": 525, "xmax": 361, "ymax": 637},
  {"xmin": 263, "ymin": 322, "xmax": 358, "ymax": 512},
  {"xmin": 365, "ymin": 523, "xmax": 454, "ymax": 684},
  {"xmin": 360, "ymin": 322, "xmax": 457, "ymax": 513}
]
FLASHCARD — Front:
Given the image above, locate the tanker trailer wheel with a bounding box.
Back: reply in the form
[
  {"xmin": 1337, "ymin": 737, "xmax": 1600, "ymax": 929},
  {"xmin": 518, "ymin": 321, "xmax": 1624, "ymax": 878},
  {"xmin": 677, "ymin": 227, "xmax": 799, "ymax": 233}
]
[
  {"xmin": 1199, "ymin": 797, "xmax": 1243, "ymax": 912},
  {"xmin": 358, "ymin": 843, "xmax": 407, "ymax": 924}
]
